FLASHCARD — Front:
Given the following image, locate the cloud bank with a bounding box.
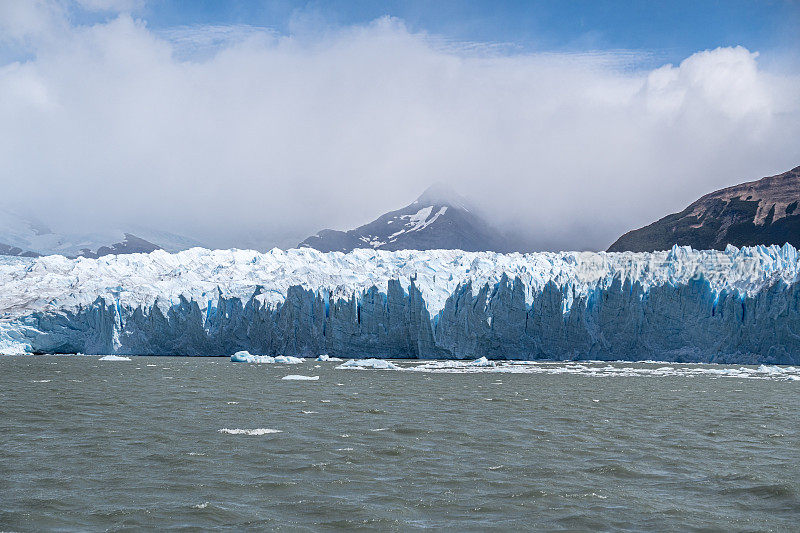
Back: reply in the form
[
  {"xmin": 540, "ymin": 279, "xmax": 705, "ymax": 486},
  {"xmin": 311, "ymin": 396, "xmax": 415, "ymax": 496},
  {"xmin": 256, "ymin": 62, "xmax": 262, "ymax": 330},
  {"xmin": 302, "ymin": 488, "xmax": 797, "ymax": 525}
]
[{"xmin": 0, "ymin": 2, "xmax": 798, "ymax": 250}]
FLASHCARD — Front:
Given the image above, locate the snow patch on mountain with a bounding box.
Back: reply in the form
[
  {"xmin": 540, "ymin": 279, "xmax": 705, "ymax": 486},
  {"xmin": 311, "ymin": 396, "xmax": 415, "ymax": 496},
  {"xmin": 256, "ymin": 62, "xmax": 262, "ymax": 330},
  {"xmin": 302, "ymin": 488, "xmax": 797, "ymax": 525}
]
[{"xmin": 299, "ymin": 184, "xmax": 510, "ymax": 253}]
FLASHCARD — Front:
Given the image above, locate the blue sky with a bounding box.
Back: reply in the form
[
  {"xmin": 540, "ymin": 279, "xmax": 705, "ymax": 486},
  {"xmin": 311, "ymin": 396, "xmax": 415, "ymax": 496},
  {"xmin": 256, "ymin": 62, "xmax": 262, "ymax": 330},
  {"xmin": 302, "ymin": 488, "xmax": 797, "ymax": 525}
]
[{"xmin": 101, "ymin": 0, "xmax": 800, "ymax": 66}]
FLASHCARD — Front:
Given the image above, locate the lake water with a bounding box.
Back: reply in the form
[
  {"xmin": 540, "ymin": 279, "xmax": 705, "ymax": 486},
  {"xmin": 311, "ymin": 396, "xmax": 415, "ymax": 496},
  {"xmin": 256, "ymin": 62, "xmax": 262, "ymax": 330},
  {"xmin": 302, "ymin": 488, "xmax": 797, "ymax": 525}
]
[{"xmin": 1, "ymin": 356, "xmax": 799, "ymax": 531}]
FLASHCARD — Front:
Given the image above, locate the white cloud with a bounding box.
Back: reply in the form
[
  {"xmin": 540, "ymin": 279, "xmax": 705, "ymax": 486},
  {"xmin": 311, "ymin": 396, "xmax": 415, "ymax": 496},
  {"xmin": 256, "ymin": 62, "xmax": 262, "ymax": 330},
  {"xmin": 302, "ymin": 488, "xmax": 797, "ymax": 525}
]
[
  {"xmin": 75, "ymin": 0, "xmax": 143, "ymax": 12},
  {"xmin": 0, "ymin": 0, "xmax": 66, "ymax": 42},
  {"xmin": 643, "ymin": 46, "xmax": 770, "ymax": 118},
  {"xmin": 0, "ymin": 7, "xmax": 798, "ymax": 250}
]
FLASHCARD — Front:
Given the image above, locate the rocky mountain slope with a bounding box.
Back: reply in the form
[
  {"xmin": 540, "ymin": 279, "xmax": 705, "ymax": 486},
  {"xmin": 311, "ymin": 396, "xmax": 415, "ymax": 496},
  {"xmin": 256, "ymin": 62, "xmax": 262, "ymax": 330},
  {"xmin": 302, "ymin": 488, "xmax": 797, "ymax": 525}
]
[
  {"xmin": 609, "ymin": 165, "xmax": 800, "ymax": 252},
  {"xmin": 299, "ymin": 184, "xmax": 511, "ymax": 252}
]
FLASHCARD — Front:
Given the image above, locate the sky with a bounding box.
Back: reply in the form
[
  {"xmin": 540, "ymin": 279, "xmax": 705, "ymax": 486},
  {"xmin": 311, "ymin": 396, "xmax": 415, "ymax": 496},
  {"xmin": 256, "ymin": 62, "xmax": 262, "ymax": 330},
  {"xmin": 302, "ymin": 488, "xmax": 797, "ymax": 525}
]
[{"xmin": 0, "ymin": 0, "xmax": 799, "ymax": 251}]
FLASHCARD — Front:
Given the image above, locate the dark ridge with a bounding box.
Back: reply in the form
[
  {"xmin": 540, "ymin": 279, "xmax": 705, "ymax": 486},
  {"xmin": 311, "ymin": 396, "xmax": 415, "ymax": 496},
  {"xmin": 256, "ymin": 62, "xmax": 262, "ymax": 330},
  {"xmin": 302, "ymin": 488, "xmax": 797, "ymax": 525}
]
[{"xmin": 609, "ymin": 165, "xmax": 800, "ymax": 252}]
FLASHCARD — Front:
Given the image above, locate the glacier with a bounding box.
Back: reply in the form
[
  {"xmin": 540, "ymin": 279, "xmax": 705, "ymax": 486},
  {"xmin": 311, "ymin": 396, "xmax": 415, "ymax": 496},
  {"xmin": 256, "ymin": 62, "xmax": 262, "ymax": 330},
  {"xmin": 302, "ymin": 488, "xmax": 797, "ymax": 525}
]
[{"xmin": 1, "ymin": 244, "xmax": 800, "ymax": 363}]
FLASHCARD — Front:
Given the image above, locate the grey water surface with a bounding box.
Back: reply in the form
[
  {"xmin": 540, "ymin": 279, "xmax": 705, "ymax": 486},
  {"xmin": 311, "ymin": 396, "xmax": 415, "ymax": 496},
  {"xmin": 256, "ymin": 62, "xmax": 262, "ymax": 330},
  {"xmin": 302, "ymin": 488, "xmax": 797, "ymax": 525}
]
[{"xmin": 1, "ymin": 356, "xmax": 799, "ymax": 531}]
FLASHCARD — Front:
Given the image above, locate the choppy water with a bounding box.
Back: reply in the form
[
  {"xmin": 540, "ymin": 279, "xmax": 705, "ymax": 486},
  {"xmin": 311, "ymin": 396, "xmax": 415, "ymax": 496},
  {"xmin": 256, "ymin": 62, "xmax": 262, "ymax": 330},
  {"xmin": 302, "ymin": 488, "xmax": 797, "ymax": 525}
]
[{"xmin": 1, "ymin": 356, "xmax": 799, "ymax": 531}]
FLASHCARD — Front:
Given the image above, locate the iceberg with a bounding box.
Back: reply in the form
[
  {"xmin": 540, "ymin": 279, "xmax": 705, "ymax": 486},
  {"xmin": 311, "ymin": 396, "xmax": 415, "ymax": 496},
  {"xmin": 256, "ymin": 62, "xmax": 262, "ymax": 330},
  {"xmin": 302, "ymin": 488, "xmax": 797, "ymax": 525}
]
[
  {"xmin": 336, "ymin": 358, "xmax": 402, "ymax": 370},
  {"xmin": 98, "ymin": 355, "xmax": 131, "ymax": 361},
  {"xmin": 274, "ymin": 355, "xmax": 305, "ymax": 364},
  {"xmin": 231, "ymin": 351, "xmax": 274, "ymax": 363},
  {"xmin": 230, "ymin": 351, "xmax": 303, "ymax": 364},
  {"xmin": 1, "ymin": 245, "xmax": 800, "ymax": 363},
  {"xmin": 410, "ymin": 357, "xmax": 497, "ymax": 371}
]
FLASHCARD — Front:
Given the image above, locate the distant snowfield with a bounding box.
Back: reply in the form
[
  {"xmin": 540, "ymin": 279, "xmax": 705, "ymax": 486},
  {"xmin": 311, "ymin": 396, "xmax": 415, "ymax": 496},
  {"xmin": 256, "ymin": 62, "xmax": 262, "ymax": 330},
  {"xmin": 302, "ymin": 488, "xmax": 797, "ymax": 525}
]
[
  {"xmin": 0, "ymin": 206, "xmax": 203, "ymax": 257},
  {"xmin": 1, "ymin": 244, "xmax": 800, "ymax": 362}
]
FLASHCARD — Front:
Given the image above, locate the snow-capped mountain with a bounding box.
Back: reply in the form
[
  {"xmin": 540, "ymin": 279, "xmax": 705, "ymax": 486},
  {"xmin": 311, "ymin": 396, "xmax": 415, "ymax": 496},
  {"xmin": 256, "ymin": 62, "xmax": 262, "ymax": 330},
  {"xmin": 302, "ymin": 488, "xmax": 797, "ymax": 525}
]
[
  {"xmin": 0, "ymin": 207, "xmax": 204, "ymax": 258},
  {"xmin": 609, "ymin": 165, "xmax": 800, "ymax": 252},
  {"xmin": 298, "ymin": 184, "xmax": 512, "ymax": 252}
]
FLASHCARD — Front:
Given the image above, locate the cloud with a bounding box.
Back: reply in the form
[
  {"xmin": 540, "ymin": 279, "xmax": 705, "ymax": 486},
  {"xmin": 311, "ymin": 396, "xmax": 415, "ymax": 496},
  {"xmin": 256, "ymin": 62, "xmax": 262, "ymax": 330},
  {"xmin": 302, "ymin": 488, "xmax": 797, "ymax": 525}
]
[
  {"xmin": 0, "ymin": 4, "xmax": 798, "ymax": 250},
  {"xmin": 0, "ymin": 1, "xmax": 66, "ymax": 42},
  {"xmin": 74, "ymin": 0, "xmax": 143, "ymax": 11}
]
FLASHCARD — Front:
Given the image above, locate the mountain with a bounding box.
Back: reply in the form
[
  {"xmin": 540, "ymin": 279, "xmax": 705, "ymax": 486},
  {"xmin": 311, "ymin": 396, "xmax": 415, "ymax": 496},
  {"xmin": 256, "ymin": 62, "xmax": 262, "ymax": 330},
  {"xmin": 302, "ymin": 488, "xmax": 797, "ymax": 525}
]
[
  {"xmin": 298, "ymin": 184, "xmax": 511, "ymax": 253},
  {"xmin": 0, "ymin": 207, "xmax": 204, "ymax": 258},
  {"xmin": 608, "ymin": 165, "xmax": 800, "ymax": 252}
]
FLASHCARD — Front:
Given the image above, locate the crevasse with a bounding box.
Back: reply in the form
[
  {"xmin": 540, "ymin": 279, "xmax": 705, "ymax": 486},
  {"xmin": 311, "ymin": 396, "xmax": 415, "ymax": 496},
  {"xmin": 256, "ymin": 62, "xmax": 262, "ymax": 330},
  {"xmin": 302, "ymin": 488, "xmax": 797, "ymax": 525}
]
[{"xmin": 1, "ymin": 244, "xmax": 799, "ymax": 363}]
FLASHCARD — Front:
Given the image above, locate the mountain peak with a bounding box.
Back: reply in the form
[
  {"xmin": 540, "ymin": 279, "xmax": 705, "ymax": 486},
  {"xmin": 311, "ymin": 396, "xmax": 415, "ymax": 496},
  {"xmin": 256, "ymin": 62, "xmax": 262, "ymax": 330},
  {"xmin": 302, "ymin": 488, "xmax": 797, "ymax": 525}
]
[
  {"xmin": 298, "ymin": 184, "xmax": 509, "ymax": 253},
  {"xmin": 414, "ymin": 183, "xmax": 472, "ymax": 211}
]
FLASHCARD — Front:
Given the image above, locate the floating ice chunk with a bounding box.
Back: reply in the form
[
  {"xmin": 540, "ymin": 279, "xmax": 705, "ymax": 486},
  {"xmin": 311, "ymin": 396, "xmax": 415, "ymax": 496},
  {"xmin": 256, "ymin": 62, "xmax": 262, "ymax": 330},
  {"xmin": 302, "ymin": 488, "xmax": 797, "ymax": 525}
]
[
  {"xmin": 336, "ymin": 358, "xmax": 401, "ymax": 370},
  {"xmin": 281, "ymin": 375, "xmax": 320, "ymax": 381},
  {"xmin": 230, "ymin": 352, "xmax": 303, "ymax": 363},
  {"xmin": 317, "ymin": 354, "xmax": 344, "ymax": 362},
  {"xmin": 230, "ymin": 351, "xmax": 274, "ymax": 363},
  {"xmin": 400, "ymin": 360, "xmax": 800, "ymax": 380},
  {"xmin": 99, "ymin": 355, "xmax": 131, "ymax": 361},
  {"xmin": 274, "ymin": 355, "xmax": 304, "ymax": 364},
  {"xmin": 757, "ymin": 364, "xmax": 786, "ymax": 375},
  {"xmin": 218, "ymin": 428, "xmax": 281, "ymax": 435},
  {"xmin": 409, "ymin": 357, "xmax": 495, "ymax": 371}
]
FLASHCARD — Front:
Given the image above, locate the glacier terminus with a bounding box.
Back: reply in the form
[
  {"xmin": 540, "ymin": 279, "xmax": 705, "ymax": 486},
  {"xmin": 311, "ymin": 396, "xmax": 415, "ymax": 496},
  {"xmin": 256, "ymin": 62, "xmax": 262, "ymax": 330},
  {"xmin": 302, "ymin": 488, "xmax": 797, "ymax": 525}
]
[{"xmin": 1, "ymin": 244, "xmax": 800, "ymax": 364}]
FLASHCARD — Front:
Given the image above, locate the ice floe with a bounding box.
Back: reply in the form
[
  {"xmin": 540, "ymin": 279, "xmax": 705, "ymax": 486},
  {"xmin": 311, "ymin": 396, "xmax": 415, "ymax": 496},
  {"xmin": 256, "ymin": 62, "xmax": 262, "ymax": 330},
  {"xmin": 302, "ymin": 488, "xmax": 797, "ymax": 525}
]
[
  {"xmin": 281, "ymin": 375, "xmax": 320, "ymax": 381},
  {"xmin": 336, "ymin": 358, "xmax": 401, "ymax": 370},
  {"xmin": 98, "ymin": 355, "xmax": 131, "ymax": 361},
  {"xmin": 411, "ymin": 357, "xmax": 496, "ymax": 370},
  {"xmin": 274, "ymin": 355, "xmax": 304, "ymax": 364},
  {"xmin": 230, "ymin": 351, "xmax": 304, "ymax": 364},
  {"xmin": 401, "ymin": 360, "xmax": 800, "ymax": 381}
]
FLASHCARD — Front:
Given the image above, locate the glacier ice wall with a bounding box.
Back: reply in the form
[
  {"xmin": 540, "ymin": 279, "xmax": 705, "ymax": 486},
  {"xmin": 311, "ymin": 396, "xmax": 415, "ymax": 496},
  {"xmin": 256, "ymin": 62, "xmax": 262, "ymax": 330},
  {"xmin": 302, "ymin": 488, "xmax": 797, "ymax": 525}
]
[{"xmin": 1, "ymin": 245, "xmax": 800, "ymax": 363}]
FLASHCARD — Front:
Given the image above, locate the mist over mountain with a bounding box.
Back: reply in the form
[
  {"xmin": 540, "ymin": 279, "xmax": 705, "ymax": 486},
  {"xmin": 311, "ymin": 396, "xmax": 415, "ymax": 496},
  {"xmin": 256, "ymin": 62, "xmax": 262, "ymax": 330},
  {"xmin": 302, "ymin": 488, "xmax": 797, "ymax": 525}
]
[
  {"xmin": 299, "ymin": 184, "xmax": 512, "ymax": 253},
  {"xmin": 0, "ymin": 206, "xmax": 203, "ymax": 258}
]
